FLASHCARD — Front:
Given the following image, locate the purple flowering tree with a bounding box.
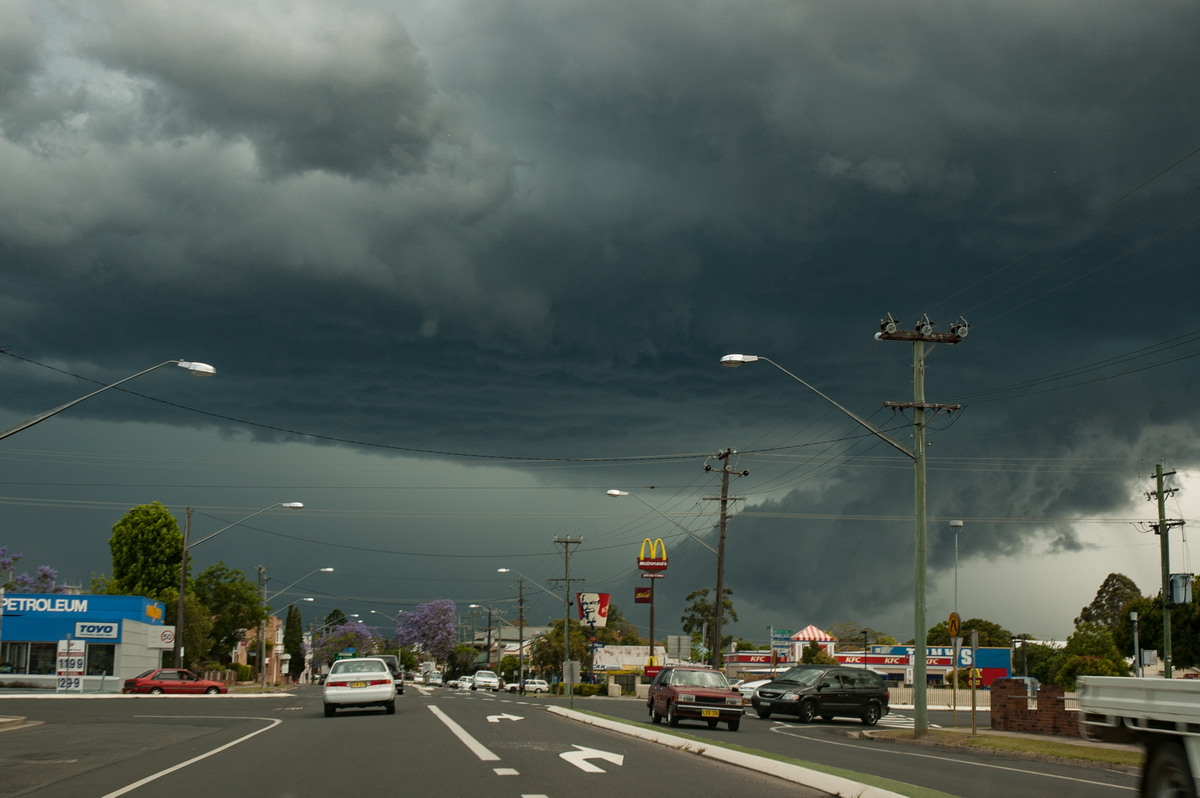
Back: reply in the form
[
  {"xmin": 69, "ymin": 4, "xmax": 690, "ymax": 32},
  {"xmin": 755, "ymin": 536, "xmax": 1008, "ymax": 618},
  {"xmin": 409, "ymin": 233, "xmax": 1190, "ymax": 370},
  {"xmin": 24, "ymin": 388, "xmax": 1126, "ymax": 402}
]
[
  {"xmin": 310, "ymin": 622, "xmax": 382, "ymax": 668},
  {"xmin": 0, "ymin": 547, "xmax": 67, "ymax": 593},
  {"xmin": 397, "ymin": 600, "xmax": 457, "ymax": 662}
]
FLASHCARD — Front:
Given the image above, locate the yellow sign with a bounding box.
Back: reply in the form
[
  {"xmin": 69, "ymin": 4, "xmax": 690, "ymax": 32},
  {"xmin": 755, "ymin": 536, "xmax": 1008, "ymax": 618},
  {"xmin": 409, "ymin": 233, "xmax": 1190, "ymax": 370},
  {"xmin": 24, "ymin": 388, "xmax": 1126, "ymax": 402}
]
[
  {"xmin": 948, "ymin": 612, "xmax": 960, "ymax": 638},
  {"xmin": 638, "ymin": 538, "xmax": 667, "ymax": 571},
  {"xmin": 145, "ymin": 603, "xmax": 164, "ymax": 621}
]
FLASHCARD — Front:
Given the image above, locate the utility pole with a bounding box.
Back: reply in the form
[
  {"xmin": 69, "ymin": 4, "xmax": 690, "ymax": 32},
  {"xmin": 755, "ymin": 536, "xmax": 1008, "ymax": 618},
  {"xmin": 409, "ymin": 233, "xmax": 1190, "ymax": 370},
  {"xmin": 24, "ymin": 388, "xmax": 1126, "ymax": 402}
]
[
  {"xmin": 1148, "ymin": 462, "xmax": 1184, "ymax": 678},
  {"xmin": 876, "ymin": 313, "xmax": 966, "ymax": 735},
  {"xmin": 175, "ymin": 506, "xmax": 192, "ymax": 668},
  {"xmin": 517, "ymin": 578, "xmax": 526, "ymax": 693},
  {"xmin": 703, "ymin": 449, "xmax": 747, "ymax": 670},
  {"xmin": 257, "ymin": 565, "xmax": 268, "ymax": 691},
  {"xmin": 551, "ymin": 535, "xmax": 583, "ymax": 708}
]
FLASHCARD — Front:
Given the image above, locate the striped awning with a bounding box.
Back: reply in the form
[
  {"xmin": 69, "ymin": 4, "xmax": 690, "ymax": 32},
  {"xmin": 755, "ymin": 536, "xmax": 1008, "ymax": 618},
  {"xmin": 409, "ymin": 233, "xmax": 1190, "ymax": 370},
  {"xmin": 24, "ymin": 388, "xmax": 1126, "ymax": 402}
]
[{"xmin": 790, "ymin": 624, "xmax": 834, "ymax": 642}]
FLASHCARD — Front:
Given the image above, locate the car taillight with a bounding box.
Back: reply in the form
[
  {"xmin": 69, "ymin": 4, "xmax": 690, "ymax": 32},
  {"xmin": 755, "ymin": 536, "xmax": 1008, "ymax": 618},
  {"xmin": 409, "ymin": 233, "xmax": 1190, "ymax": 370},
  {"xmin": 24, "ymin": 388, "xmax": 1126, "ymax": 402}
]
[
  {"xmin": 326, "ymin": 680, "xmax": 349, "ymax": 688},
  {"xmin": 366, "ymin": 678, "xmax": 390, "ymax": 686}
]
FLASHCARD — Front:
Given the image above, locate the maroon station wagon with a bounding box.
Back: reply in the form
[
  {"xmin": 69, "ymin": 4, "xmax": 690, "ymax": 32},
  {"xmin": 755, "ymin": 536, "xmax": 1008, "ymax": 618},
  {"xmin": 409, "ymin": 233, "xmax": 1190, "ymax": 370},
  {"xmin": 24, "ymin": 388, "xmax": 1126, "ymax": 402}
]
[
  {"xmin": 646, "ymin": 665, "xmax": 744, "ymax": 731},
  {"xmin": 122, "ymin": 668, "xmax": 228, "ymax": 695}
]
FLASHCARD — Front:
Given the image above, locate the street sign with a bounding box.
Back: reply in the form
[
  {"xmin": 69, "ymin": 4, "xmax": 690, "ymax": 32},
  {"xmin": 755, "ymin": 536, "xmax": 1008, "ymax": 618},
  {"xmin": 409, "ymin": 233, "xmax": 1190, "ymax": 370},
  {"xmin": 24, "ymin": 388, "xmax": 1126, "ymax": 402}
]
[{"xmin": 948, "ymin": 612, "xmax": 961, "ymax": 638}]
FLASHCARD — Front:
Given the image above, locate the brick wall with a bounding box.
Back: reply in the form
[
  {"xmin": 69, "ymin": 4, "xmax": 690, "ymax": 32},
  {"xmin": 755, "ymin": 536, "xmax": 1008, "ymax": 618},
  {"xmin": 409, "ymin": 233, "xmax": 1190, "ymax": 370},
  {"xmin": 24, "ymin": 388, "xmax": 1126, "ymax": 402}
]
[{"xmin": 990, "ymin": 678, "xmax": 1079, "ymax": 737}]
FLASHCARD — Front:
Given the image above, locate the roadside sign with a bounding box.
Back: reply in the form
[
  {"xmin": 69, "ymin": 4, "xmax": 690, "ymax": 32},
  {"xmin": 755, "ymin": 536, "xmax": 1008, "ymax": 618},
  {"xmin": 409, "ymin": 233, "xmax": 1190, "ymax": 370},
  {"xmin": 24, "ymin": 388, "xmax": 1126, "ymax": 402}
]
[
  {"xmin": 56, "ymin": 639, "xmax": 86, "ymax": 693},
  {"xmin": 948, "ymin": 612, "xmax": 961, "ymax": 638}
]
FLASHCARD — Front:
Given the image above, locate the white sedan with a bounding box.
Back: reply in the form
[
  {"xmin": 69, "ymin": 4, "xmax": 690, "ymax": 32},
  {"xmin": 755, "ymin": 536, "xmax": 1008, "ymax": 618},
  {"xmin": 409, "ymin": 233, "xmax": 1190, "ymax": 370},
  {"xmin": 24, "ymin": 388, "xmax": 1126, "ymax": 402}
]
[{"xmin": 323, "ymin": 657, "xmax": 397, "ymax": 716}]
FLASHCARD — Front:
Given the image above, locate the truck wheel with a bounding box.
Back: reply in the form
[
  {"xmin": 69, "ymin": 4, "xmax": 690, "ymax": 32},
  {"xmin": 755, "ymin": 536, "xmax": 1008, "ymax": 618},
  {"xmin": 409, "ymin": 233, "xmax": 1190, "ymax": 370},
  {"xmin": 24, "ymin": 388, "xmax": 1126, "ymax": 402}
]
[{"xmin": 1145, "ymin": 741, "xmax": 1196, "ymax": 798}]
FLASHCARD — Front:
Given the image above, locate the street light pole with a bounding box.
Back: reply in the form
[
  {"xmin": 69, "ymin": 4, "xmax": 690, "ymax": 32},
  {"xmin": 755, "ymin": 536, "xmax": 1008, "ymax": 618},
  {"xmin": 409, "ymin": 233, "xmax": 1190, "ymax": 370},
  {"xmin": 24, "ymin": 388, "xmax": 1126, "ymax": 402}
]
[
  {"xmin": 0, "ymin": 360, "xmax": 216, "ymax": 440},
  {"xmin": 721, "ymin": 315, "xmax": 966, "ymax": 736},
  {"xmin": 174, "ymin": 502, "xmax": 304, "ymax": 668}
]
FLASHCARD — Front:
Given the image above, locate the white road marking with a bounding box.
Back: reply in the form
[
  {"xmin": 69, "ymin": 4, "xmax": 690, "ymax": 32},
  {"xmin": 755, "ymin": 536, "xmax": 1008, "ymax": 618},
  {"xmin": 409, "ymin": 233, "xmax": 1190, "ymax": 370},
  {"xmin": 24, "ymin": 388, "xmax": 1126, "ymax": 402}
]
[
  {"xmin": 560, "ymin": 744, "xmax": 624, "ymax": 774},
  {"xmin": 102, "ymin": 716, "xmax": 281, "ymax": 797},
  {"xmin": 428, "ymin": 705, "xmax": 501, "ymax": 761}
]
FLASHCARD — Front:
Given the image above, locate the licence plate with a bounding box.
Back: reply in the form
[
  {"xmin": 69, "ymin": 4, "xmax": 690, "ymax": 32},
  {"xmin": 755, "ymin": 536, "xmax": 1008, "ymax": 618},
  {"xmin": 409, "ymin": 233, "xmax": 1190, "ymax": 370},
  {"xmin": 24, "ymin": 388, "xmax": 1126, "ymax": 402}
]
[
  {"xmin": 701, "ymin": 709, "xmax": 719, "ymax": 717},
  {"xmin": 350, "ymin": 681, "xmax": 366, "ymax": 688}
]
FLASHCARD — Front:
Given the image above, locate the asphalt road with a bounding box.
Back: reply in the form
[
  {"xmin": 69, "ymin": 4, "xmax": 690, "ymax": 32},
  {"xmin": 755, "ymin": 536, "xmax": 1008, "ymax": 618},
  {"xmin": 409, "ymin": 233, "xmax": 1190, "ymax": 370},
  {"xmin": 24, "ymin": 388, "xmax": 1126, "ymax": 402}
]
[
  {"xmin": 0, "ymin": 687, "xmax": 823, "ymax": 798},
  {"xmin": 569, "ymin": 690, "xmax": 1139, "ymax": 798}
]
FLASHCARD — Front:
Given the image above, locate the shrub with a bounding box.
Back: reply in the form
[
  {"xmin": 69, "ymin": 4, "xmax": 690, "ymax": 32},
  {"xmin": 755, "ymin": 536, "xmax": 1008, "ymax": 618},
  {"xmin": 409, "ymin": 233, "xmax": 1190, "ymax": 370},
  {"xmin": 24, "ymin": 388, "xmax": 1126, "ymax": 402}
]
[{"xmin": 234, "ymin": 663, "xmax": 255, "ymax": 681}]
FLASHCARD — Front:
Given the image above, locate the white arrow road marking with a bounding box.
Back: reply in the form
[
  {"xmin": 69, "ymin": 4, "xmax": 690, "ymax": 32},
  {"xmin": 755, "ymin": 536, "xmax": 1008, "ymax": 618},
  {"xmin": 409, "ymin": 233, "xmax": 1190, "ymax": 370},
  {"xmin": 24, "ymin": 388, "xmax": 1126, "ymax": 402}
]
[
  {"xmin": 428, "ymin": 705, "xmax": 500, "ymax": 761},
  {"xmin": 488, "ymin": 713, "xmax": 524, "ymax": 723},
  {"xmin": 560, "ymin": 745, "xmax": 624, "ymax": 774}
]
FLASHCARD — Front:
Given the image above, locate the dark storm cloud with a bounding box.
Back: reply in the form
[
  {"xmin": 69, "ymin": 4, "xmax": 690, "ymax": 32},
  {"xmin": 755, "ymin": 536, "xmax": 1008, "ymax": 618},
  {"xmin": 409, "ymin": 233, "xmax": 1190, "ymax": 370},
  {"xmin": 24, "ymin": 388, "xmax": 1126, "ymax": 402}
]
[{"xmin": 2, "ymin": 0, "xmax": 1199, "ymax": 639}]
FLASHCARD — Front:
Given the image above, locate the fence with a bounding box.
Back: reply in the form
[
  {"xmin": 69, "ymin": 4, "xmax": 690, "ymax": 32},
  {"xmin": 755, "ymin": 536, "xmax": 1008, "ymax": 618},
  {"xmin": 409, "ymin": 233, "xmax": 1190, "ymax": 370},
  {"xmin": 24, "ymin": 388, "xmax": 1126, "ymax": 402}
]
[{"xmin": 886, "ymin": 684, "xmax": 1080, "ymax": 713}]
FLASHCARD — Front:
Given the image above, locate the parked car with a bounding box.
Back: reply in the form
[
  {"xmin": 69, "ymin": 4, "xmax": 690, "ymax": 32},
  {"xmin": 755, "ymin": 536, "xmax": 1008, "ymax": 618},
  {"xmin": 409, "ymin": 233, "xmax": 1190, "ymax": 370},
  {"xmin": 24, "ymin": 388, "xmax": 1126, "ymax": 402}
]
[
  {"xmin": 369, "ymin": 653, "xmax": 405, "ymax": 694},
  {"xmin": 750, "ymin": 665, "xmax": 889, "ymax": 725},
  {"xmin": 646, "ymin": 665, "xmax": 744, "ymax": 731},
  {"xmin": 322, "ymin": 657, "xmax": 397, "ymax": 716},
  {"xmin": 737, "ymin": 678, "xmax": 772, "ymax": 703},
  {"xmin": 471, "ymin": 670, "xmax": 501, "ymax": 691},
  {"xmin": 122, "ymin": 668, "xmax": 228, "ymax": 695},
  {"xmin": 426, "ymin": 672, "xmax": 443, "ymax": 686},
  {"xmin": 507, "ymin": 679, "xmax": 549, "ymax": 694}
]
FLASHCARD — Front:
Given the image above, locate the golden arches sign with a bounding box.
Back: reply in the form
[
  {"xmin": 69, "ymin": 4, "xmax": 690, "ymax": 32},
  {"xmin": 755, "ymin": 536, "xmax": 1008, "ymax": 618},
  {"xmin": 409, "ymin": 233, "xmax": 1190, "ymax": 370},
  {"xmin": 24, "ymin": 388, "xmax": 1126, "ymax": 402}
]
[{"xmin": 638, "ymin": 538, "xmax": 667, "ymax": 572}]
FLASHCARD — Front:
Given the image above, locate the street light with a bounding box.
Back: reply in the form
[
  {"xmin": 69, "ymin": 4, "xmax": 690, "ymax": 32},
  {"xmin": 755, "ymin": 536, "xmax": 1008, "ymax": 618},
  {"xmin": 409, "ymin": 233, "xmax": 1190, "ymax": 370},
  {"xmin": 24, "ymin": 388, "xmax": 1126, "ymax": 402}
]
[
  {"xmin": 0, "ymin": 359, "xmax": 216, "ymax": 440},
  {"xmin": 260, "ymin": 564, "xmax": 330, "ymax": 690},
  {"xmin": 175, "ymin": 502, "xmax": 305, "ymax": 667},
  {"xmin": 949, "ymin": 520, "xmax": 964, "ymax": 616},
  {"xmin": 721, "ymin": 345, "xmax": 962, "ymax": 735},
  {"xmin": 1131, "ymin": 611, "xmax": 1141, "ymax": 678},
  {"xmin": 497, "ymin": 568, "xmax": 549, "ymax": 694}
]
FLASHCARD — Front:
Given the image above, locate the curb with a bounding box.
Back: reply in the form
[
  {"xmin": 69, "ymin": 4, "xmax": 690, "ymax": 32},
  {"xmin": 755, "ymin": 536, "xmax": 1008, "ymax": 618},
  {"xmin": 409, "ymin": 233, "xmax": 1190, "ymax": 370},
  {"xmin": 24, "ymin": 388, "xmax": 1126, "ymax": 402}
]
[{"xmin": 547, "ymin": 705, "xmax": 909, "ymax": 798}]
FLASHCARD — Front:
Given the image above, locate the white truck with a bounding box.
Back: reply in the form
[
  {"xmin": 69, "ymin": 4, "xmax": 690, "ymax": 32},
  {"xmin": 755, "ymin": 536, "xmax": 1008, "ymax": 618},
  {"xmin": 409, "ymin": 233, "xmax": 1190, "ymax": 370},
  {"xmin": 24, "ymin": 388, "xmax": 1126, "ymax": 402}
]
[{"xmin": 1078, "ymin": 676, "xmax": 1200, "ymax": 797}]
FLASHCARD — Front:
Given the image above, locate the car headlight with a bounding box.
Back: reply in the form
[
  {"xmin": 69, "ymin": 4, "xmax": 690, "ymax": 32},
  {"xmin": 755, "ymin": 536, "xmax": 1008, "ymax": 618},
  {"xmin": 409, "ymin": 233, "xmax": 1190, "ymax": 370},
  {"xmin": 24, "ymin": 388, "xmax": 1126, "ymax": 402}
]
[
  {"xmin": 782, "ymin": 692, "xmax": 800, "ymax": 701},
  {"xmin": 678, "ymin": 693, "xmax": 695, "ymax": 703},
  {"xmin": 725, "ymin": 696, "xmax": 742, "ymax": 706}
]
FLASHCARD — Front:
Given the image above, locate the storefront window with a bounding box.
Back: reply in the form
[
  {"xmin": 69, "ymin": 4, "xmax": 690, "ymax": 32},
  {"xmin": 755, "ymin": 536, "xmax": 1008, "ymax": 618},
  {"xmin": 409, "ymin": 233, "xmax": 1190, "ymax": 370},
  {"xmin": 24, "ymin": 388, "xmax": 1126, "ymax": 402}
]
[
  {"xmin": 30, "ymin": 642, "xmax": 56, "ymax": 674},
  {"xmin": 0, "ymin": 641, "xmax": 29, "ymax": 674},
  {"xmin": 87, "ymin": 644, "xmax": 115, "ymax": 676}
]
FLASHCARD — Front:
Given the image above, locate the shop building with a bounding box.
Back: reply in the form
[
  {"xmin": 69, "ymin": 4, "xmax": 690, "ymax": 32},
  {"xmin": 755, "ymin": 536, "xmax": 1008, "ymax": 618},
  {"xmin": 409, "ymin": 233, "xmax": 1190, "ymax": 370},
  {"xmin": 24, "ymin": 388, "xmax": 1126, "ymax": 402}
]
[{"xmin": 0, "ymin": 592, "xmax": 174, "ymax": 691}]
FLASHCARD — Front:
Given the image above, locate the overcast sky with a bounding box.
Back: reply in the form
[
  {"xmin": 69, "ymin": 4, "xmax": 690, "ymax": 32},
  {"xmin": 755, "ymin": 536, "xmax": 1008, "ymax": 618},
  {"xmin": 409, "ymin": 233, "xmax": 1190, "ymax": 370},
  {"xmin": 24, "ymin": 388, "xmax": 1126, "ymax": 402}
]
[{"xmin": 2, "ymin": 0, "xmax": 1199, "ymax": 650}]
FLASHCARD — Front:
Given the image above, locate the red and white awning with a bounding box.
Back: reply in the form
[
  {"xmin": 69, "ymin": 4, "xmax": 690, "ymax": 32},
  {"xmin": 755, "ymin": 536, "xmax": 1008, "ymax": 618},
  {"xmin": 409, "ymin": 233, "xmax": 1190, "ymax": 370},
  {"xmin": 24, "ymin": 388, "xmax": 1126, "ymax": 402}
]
[{"xmin": 790, "ymin": 624, "xmax": 834, "ymax": 642}]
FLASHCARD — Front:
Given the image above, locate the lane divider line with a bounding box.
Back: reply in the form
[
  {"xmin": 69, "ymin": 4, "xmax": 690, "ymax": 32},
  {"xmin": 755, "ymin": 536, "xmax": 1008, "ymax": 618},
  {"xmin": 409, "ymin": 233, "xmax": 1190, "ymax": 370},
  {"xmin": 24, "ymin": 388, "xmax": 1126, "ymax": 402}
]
[{"xmin": 428, "ymin": 705, "xmax": 500, "ymax": 761}]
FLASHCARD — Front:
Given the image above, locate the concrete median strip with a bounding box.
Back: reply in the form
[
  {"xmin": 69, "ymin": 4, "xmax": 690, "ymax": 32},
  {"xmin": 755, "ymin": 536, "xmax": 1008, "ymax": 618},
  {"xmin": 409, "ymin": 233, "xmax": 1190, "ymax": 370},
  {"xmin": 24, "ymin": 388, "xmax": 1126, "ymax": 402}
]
[{"xmin": 547, "ymin": 705, "xmax": 910, "ymax": 798}]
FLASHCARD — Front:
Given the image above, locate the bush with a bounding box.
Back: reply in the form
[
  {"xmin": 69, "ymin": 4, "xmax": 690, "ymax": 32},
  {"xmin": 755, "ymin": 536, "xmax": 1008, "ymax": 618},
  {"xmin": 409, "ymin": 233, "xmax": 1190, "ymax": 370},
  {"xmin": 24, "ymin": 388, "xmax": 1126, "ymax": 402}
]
[{"xmin": 234, "ymin": 663, "xmax": 255, "ymax": 681}]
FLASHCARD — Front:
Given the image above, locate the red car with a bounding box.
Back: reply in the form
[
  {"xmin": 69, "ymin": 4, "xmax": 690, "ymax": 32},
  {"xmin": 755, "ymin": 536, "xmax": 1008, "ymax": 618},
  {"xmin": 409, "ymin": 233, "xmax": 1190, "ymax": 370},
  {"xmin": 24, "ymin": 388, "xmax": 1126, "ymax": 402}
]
[
  {"xmin": 122, "ymin": 668, "xmax": 228, "ymax": 695},
  {"xmin": 646, "ymin": 665, "xmax": 744, "ymax": 731}
]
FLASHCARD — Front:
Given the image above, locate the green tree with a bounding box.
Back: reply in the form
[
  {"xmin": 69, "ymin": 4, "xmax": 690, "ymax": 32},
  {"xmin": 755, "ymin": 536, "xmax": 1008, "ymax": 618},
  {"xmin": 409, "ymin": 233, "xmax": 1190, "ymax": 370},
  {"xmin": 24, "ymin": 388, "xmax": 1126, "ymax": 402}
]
[
  {"xmin": 324, "ymin": 609, "xmax": 348, "ymax": 630},
  {"xmin": 108, "ymin": 502, "xmax": 183, "ymax": 599},
  {"xmin": 680, "ymin": 587, "xmax": 737, "ymax": 661},
  {"xmin": 1011, "ymin": 639, "xmax": 1065, "ymax": 685},
  {"xmin": 284, "ymin": 604, "xmax": 305, "ymax": 680},
  {"xmin": 1075, "ymin": 573, "xmax": 1142, "ymax": 630},
  {"xmin": 593, "ymin": 603, "xmax": 642, "ymax": 646},
  {"xmin": 194, "ymin": 563, "xmax": 265, "ymax": 664},
  {"xmin": 529, "ymin": 619, "xmax": 588, "ymax": 674},
  {"xmin": 160, "ymin": 586, "xmax": 213, "ymax": 669},
  {"xmin": 829, "ymin": 621, "xmax": 893, "ymax": 649},
  {"xmin": 801, "ymin": 642, "xmax": 838, "ymax": 665},
  {"xmin": 1053, "ymin": 622, "xmax": 1128, "ymax": 688},
  {"xmin": 927, "ymin": 617, "xmax": 1013, "ymax": 647}
]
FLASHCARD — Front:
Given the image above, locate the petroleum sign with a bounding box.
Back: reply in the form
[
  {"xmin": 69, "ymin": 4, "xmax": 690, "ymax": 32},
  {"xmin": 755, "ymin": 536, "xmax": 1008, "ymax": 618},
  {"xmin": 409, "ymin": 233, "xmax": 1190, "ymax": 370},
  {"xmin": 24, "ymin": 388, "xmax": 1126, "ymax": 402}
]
[{"xmin": 637, "ymin": 538, "xmax": 667, "ymax": 572}]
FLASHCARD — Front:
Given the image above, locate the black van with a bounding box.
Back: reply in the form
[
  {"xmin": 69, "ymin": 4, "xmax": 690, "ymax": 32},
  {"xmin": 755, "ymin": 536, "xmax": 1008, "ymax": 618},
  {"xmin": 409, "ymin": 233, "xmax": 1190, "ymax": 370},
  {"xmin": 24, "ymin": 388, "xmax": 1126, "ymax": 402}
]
[
  {"xmin": 750, "ymin": 666, "xmax": 889, "ymax": 725},
  {"xmin": 370, "ymin": 654, "xmax": 405, "ymax": 694}
]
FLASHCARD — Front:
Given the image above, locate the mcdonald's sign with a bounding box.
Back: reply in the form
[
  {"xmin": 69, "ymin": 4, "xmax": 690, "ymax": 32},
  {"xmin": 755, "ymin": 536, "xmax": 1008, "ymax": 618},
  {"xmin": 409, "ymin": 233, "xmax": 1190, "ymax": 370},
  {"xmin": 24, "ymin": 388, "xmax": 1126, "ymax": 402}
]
[
  {"xmin": 634, "ymin": 587, "xmax": 653, "ymax": 604},
  {"xmin": 638, "ymin": 538, "xmax": 667, "ymax": 572}
]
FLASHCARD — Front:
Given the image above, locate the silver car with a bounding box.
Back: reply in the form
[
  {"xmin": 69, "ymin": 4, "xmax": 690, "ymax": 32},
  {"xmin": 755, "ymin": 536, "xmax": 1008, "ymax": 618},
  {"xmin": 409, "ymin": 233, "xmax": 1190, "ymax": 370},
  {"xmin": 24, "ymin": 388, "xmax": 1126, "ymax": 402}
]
[{"xmin": 323, "ymin": 657, "xmax": 397, "ymax": 716}]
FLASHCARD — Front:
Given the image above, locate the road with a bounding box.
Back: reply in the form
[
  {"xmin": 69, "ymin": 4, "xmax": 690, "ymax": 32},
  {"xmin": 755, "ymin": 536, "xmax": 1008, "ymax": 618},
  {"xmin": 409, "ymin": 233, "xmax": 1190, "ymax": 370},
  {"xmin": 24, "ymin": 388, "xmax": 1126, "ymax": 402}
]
[
  {"xmin": 0, "ymin": 687, "xmax": 820, "ymax": 798},
  {"xmin": 584, "ymin": 690, "xmax": 1139, "ymax": 798}
]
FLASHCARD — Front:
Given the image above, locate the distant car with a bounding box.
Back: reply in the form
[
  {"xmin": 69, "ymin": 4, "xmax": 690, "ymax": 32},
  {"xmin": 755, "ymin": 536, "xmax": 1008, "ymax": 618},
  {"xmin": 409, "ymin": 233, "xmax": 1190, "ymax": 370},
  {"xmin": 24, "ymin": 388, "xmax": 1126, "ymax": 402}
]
[
  {"xmin": 122, "ymin": 668, "xmax": 228, "ymax": 695},
  {"xmin": 750, "ymin": 665, "xmax": 889, "ymax": 726},
  {"xmin": 426, "ymin": 672, "xmax": 443, "ymax": 686},
  {"xmin": 322, "ymin": 657, "xmax": 397, "ymax": 716},
  {"xmin": 507, "ymin": 679, "xmax": 549, "ymax": 694},
  {"xmin": 471, "ymin": 670, "xmax": 500, "ymax": 691},
  {"xmin": 647, "ymin": 665, "xmax": 744, "ymax": 731},
  {"xmin": 369, "ymin": 654, "xmax": 405, "ymax": 694}
]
